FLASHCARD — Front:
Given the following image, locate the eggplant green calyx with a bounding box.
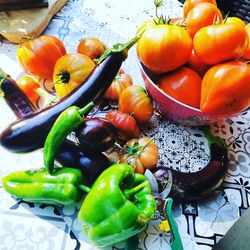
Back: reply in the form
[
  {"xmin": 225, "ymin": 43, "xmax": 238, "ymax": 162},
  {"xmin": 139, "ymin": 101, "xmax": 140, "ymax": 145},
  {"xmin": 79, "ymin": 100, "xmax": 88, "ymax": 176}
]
[
  {"xmin": 203, "ymin": 126, "xmax": 227, "ymax": 149},
  {"xmin": 44, "ymin": 102, "xmax": 94, "ymax": 174},
  {"xmin": 96, "ymin": 33, "xmax": 143, "ymax": 64},
  {"xmin": 78, "ymin": 163, "xmax": 156, "ymax": 248}
]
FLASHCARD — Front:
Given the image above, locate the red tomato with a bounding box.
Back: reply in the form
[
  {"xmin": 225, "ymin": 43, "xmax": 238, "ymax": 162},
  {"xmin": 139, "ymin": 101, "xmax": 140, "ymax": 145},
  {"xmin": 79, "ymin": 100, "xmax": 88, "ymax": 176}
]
[
  {"xmin": 193, "ymin": 23, "xmax": 249, "ymax": 65},
  {"xmin": 17, "ymin": 75, "xmax": 40, "ymax": 105},
  {"xmin": 200, "ymin": 61, "xmax": 250, "ymax": 115},
  {"xmin": 186, "ymin": 49, "xmax": 210, "ymax": 76},
  {"xmin": 53, "ymin": 53, "xmax": 95, "ymax": 98},
  {"xmin": 137, "ymin": 24, "xmax": 192, "ymax": 74},
  {"xmin": 183, "ymin": 0, "xmax": 217, "ymax": 17},
  {"xmin": 104, "ymin": 70, "xmax": 133, "ymax": 100},
  {"xmin": 243, "ymin": 23, "xmax": 250, "ymax": 59},
  {"xmin": 118, "ymin": 85, "xmax": 154, "ymax": 123},
  {"xmin": 186, "ymin": 2, "xmax": 223, "ymax": 38},
  {"xmin": 17, "ymin": 36, "xmax": 66, "ymax": 80},
  {"xmin": 105, "ymin": 110, "xmax": 140, "ymax": 139},
  {"xmin": 77, "ymin": 37, "xmax": 106, "ymax": 60},
  {"xmin": 119, "ymin": 137, "xmax": 159, "ymax": 174},
  {"xmin": 158, "ymin": 67, "xmax": 202, "ymax": 109}
]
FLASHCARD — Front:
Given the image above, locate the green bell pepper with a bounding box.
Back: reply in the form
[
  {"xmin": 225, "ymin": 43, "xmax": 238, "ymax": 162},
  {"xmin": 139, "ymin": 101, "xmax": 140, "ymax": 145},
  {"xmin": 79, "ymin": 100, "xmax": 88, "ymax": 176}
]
[
  {"xmin": 2, "ymin": 167, "xmax": 89, "ymax": 205},
  {"xmin": 78, "ymin": 163, "xmax": 156, "ymax": 247}
]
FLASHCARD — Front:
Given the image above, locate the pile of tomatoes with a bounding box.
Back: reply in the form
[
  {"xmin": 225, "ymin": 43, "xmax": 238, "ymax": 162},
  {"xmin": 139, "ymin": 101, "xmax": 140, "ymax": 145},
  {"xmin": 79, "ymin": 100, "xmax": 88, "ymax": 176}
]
[
  {"xmin": 136, "ymin": 0, "xmax": 250, "ymax": 116},
  {"xmin": 15, "ymin": 34, "xmax": 159, "ymax": 175}
]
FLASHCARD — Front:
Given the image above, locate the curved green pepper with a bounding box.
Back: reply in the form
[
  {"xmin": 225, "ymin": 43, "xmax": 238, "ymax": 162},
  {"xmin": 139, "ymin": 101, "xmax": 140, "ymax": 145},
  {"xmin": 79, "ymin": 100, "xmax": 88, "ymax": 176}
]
[
  {"xmin": 78, "ymin": 163, "xmax": 156, "ymax": 248},
  {"xmin": 44, "ymin": 102, "xmax": 94, "ymax": 174},
  {"xmin": 1, "ymin": 167, "xmax": 88, "ymax": 206}
]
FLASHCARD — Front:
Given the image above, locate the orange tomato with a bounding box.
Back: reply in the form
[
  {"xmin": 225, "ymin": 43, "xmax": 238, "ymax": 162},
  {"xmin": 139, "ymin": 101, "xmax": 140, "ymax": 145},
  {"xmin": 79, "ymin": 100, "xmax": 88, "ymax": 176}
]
[
  {"xmin": 200, "ymin": 61, "xmax": 250, "ymax": 115},
  {"xmin": 77, "ymin": 37, "xmax": 106, "ymax": 60},
  {"xmin": 225, "ymin": 17, "xmax": 245, "ymax": 28},
  {"xmin": 118, "ymin": 85, "xmax": 154, "ymax": 123},
  {"xmin": 136, "ymin": 19, "xmax": 159, "ymax": 34},
  {"xmin": 183, "ymin": 0, "xmax": 217, "ymax": 17},
  {"xmin": 186, "ymin": 2, "xmax": 223, "ymax": 38},
  {"xmin": 137, "ymin": 24, "xmax": 192, "ymax": 74},
  {"xmin": 243, "ymin": 23, "xmax": 250, "ymax": 59},
  {"xmin": 119, "ymin": 137, "xmax": 159, "ymax": 174},
  {"xmin": 17, "ymin": 75, "xmax": 40, "ymax": 105},
  {"xmin": 186, "ymin": 49, "xmax": 210, "ymax": 76},
  {"xmin": 104, "ymin": 70, "xmax": 133, "ymax": 100},
  {"xmin": 17, "ymin": 36, "xmax": 66, "ymax": 80},
  {"xmin": 193, "ymin": 23, "xmax": 249, "ymax": 65},
  {"xmin": 53, "ymin": 53, "xmax": 95, "ymax": 98},
  {"xmin": 158, "ymin": 67, "xmax": 202, "ymax": 109}
]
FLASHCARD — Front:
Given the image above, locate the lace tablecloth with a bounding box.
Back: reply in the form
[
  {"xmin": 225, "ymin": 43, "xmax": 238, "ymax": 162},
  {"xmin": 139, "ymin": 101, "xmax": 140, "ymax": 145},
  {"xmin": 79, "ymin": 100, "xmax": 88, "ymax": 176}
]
[{"xmin": 0, "ymin": 0, "xmax": 250, "ymax": 249}]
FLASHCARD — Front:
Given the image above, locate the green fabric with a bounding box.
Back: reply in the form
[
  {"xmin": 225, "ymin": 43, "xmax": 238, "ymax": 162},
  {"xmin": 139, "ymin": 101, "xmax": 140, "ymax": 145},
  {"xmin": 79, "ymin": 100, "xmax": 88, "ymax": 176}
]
[{"xmin": 78, "ymin": 163, "xmax": 156, "ymax": 247}]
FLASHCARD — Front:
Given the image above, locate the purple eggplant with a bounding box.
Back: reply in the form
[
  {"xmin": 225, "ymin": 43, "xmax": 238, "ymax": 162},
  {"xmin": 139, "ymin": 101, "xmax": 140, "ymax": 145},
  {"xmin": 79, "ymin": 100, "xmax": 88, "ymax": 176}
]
[
  {"xmin": 75, "ymin": 117, "xmax": 117, "ymax": 152},
  {"xmin": 150, "ymin": 128, "xmax": 228, "ymax": 200},
  {"xmin": 0, "ymin": 51, "xmax": 127, "ymax": 153},
  {"xmin": 0, "ymin": 69, "xmax": 36, "ymax": 118}
]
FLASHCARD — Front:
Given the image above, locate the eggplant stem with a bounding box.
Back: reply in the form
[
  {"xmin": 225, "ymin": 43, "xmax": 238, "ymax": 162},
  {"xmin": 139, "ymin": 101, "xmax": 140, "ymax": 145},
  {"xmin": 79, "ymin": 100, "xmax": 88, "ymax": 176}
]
[
  {"xmin": 203, "ymin": 126, "xmax": 227, "ymax": 149},
  {"xmin": 96, "ymin": 33, "xmax": 143, "ymax": 64},
  {"xmin": 0, "ymin": 68, "xmax": 7, "ymax": 88}
]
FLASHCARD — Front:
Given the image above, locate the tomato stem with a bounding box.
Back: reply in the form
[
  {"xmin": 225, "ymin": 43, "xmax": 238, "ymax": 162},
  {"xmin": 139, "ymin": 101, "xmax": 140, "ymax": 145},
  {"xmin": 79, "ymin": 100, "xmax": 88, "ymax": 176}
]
[{"xmin": 56, "ymin": 70, "xmax": 70, "ymax": 84}]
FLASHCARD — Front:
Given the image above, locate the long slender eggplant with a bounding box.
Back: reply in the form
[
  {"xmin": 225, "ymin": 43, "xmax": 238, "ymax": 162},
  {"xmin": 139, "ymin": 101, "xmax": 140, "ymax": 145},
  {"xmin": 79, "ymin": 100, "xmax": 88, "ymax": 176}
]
[
  {"xmin": 55, "ymin": 140, "xmax": 111, "ymax": 186},
  {"xmin": 0, "ymin": 69, "xmax": 36, "ymax": 118},
  {"xmin": 148, "ymin": 129, "xmax": 229, "ymax": 200},
  {"xmin": 0, "ymin": 36, "xmax": 139, "ymax": 153}
]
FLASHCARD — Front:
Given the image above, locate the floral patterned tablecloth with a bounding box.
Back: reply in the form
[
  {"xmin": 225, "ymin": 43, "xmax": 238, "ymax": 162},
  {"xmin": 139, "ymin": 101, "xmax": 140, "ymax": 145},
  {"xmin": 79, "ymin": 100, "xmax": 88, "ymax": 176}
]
[{"xmin": 0, "ymin": 0, "xmax": 250, "ymax": 249}]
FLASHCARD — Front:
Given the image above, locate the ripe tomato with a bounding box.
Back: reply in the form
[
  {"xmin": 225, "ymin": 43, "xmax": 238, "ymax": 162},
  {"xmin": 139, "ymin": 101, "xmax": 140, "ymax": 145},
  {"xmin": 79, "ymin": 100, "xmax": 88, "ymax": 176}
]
[
  {"xmin": 104, "ymin": 69, "xmax": 133, "ymax": 100},
  {"xmin": 53, "ymin": 53, "xmax": 95, "ymax": 98},
  {"xmin": 158, "ymin": 67, "xmax": 202, "ymax": 109},
  {"xmin": 186, "ymin": 49, "xmax": 210, "ymax": 76},
  {"xmin": 183, "ymin": 0, "xmax": 217, "ymax": 17},
  {"xmin": 119, "ymin": 137, "xmax": 159, "ymax": 174},
  {"xmin": 225, "ymin": 17, "xmax": 245, "ymax": 28},
  {"xmin": 243, "ymin": 23, "xmax": 250, "ymax": 60},
  {"xmin": 118, "ymin": 85, "xmax": 154, "ymax": 123},
  {"xmin": 137, "ymin": 24, "xmax": 192, "ymax": 74},
  {"xmin": 17, "ymin": 35, "xmax": 66, "ymax": 80},
  {"xmin": 186, "ymin": 2, "xmax": 223, "ymax": 38},
  {"xmin": 17, "ymin": 75, "xmax": 40, "ymax": 105},
  {"xmin": 193, "ymin": 23, "xmax": 249, "ymax": 65},
  {"xmin": 105, "ymin": 110, "xmax": 140, "ymax": 139},
  {"xmin": 136, "ymin": 19, "xmax": 158, "ymax": 34},
  {"xmin": 77, "ymin": 37, "xmax": 106, "ymax": 60},
  {"xmin": 200, "ymin": 61, "xmax": 250, "ymax": 115},
  {"xmin": 169, "ymin": 17, "xmax": 186, "ymax": 27}
]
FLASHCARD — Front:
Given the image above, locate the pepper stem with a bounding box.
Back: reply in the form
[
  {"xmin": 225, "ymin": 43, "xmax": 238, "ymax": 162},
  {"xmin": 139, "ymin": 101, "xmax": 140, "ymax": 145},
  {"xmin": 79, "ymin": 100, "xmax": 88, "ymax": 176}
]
[
  {"xmin": 78, "ymin": 184, "xmax": 91, "ymax": 193},
  {"xmin": 96, "ymin": 33, "xmax": 143, "ymax": 64},
  {"xmin": 123, "ymin": 181, "xmax": 148, "ymax": 200},
  {"xmin": 78, "ymin": 102, "xmax": 94, "ymax": 116},
  {"xmin": 36, "ymin": 88, "xmax": 59, "ymax": 107}
]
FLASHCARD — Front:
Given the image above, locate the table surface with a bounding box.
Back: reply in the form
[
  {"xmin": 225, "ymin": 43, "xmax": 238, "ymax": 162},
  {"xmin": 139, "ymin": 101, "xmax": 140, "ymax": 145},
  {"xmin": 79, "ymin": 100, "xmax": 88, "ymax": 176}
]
[{"xmin": 0, "ymin": 0, "xmax": 250, "ymax": 249}]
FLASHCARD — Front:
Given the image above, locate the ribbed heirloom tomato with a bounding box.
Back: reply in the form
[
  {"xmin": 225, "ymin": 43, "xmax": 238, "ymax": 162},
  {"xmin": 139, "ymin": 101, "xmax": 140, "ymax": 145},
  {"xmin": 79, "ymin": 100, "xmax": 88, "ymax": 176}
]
[
  {"xmin": 193, "ymin": 23, "xmax": 249, "ymax": 65},
  {"xmin": 243, "ymin": 23, "xmax": 250, "ymax": 59},
  {"xmin": 17, "ymin": 35, "xmax": 66, "ymax": 80},
  {"xmin": 118, "ymin": 86, "xmax": 154, "ymax": 123},
  {"xmin": 53, "ymin": 53, "xmax": 95, "ymax": 98},
  {"xmin": 183, "ymin": 0, "xmax": 217, "ymax": 17},
  {"xmin": 186, "ymin": 2, "xmax": 223, "ymax": 38},
  {"xmin": 200, "ymin": 61, "xmax": 250, "ymax": 115},
  {"xmin": 136, "ymin": 24, "xmax": 192, "ymax": 74},
  {"xmin": 158, "ymin": 67, "xmax": 202, "ymax": 109}
]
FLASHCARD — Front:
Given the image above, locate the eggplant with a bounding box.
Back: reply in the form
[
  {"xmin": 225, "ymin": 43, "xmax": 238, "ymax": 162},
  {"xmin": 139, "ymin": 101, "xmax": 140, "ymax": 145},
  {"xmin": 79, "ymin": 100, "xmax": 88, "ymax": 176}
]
[
  {"xmin": 56, "ymin": 139, "xmax": 111, "ymax": 186},
  {"xmin": 75, "ymin": 117, "xmax": 117, "ymax": 152},
  {"xmin": 0, "ymin": 69, "xmax": 36, "ymax": 118},
  {"xmin": 149, "ymin": 129, "xmax": 229, "ymax": 200},
  {"xmin": 0, "ymin": 51, "xmax": 126, "ymax": 153}
]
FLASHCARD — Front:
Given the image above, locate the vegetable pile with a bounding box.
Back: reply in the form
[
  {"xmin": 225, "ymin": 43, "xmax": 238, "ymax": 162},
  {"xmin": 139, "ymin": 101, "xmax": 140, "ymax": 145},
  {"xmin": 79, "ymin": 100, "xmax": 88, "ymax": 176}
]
[
  {"xmin": 0, "ymin": 1, "xmax": 232, "ymax": 247},
  {"xmin": 137, "ymin": 0, "xmax": 250, "ymax": 115}
]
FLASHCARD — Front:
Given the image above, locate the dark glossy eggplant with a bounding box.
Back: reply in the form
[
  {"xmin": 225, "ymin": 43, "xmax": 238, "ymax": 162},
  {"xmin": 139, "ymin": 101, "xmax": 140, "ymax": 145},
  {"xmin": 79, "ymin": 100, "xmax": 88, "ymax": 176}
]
[
  {"xmin": 75, "ymin": 117, "xmax": 117, "ymax": 152},
  {"xmin": 0, "ymin": 69, "xmax": 36, "ymax": 118},
  {"xmin": 55, "ymin": 139, "xmax": 111, "ymax": 186},
  {"xmin": 149, "ymin": 129, "xmax": 229, "ymax": 200},
  {"xmin": 0, "ymin": 52, "xmax": 126, "ymax": 153}
]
